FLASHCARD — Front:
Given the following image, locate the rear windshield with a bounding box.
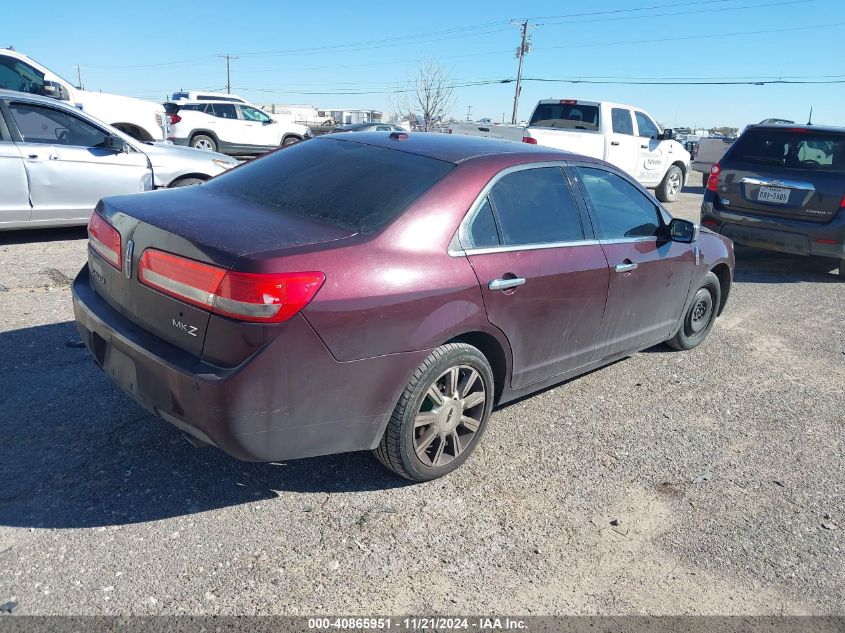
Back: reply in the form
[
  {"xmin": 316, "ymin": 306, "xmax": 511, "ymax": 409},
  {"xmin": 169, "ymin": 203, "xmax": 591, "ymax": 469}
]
[
  {"xmin": 529, "ymin": 103, "xmax": 600, "ymax": 131},
  {"xmin": 727, "ymin": 128, "xmax": 845, "ymax": 172},
  {"xmin": 204, "ymin": 138, "xmax": 454, "ymax": 233}
]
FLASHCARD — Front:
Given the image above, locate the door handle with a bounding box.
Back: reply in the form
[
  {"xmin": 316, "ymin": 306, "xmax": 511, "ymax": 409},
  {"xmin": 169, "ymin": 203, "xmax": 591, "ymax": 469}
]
[
  {"xmin": 615, "ymin": 262, "xmax": 638, "ymax": 273},
  {"xmin": 610, "ymin": 141, "xmax": 620, "ymax": 146},
  {"xmin": 640, "ymin": 144, "xmax": 649, "ymax": 149},
  {"xmin": 27, "ymin": 153, "xmax": 39, "ymax": 159},
  {"xmin": 489, "ymin": 277, "xmax": 526, "ymax": 291}
]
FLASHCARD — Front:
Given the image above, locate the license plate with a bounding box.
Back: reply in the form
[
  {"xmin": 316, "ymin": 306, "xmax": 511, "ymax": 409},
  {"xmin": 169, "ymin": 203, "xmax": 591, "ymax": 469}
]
[
  {"xmin": 758, "ymin": 186, "xmax": 790, "ymax": 204},
  {"xmin": 90, "ymin": 259, "xmax": 106, "ymax": 287}
]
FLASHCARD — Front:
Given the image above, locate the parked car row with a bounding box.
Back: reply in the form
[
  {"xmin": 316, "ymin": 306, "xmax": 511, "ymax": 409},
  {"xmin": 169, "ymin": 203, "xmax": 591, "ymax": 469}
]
[{"xmin": 0, "ymin": 91, "xmax": 238, "ymax": 230}]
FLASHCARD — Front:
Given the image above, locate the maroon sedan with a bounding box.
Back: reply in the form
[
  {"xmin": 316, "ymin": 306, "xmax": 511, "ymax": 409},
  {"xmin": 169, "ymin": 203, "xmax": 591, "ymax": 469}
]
[{"xmin": 72, "ymin": 132, "xmax": 734, "ymax": 481}]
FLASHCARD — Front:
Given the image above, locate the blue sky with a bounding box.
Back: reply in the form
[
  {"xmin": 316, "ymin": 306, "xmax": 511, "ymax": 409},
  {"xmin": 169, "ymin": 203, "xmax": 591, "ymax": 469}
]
[{"xmin": 5, "ymin": 0, "xmax": 844, "ymax": 127}]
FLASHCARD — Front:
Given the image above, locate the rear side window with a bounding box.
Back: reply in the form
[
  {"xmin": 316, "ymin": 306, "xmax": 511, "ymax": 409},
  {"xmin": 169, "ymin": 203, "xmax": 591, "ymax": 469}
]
[
  {"xmin": 209, "ymin": 104, "xmax": 237, "ymax": 119},
  {"xmin": 529, "ymin": 103, "xmax": 599, "ymax": 131},
  {"xmin": 489, "ymin": 167, "xmax": 583, "ymax": 246},
  {"xmin": 204, "ymin": 138, "xmax": 454, "ymax": 233},
  {"xmin": 467, "ymin": 198, "xmax": 499, "ymax": 248},
  {"xmin": 611, "ymin": 108, "xmax": 634, "ymax": 135},
  {"xmin": 727, "ymin": 128, "xmax": 845, "ymax": 172},
  {"xmin": 576, "ymin": 167, "xmax": 661, "ymax": 239}
]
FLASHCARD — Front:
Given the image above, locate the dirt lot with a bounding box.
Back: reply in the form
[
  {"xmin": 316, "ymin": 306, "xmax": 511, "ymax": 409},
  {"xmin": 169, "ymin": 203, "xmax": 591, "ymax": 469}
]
[{"xmin": 0, "ymin": 186, "xmax": 843, "ymax": 615}]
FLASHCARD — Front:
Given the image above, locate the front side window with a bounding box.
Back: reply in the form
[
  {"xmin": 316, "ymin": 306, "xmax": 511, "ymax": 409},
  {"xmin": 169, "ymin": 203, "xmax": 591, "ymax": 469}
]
[
  {"xmin": 488, "ymin": 167, "xmax": 583, "ymax": 246},
  {"xmin": 209, "ymin": 104, "xmax": 238, "ymax": 119},
  {"xmin": 635, "ymin": 112, "xmax": 659, "ymax": 139},
  {"xmin": 240, "ymin": 106, "xmax": 270, "ymax": 123},
  {"xmin": 9, "ymin": 103, "xmax": 109, "ymax": 148},
  {"xmin": 611, "ymin": 108, "xmax": 634, "ymax": 135},
  {"xmin": 576, "ymin": 167, "xmax": 661, "ymax": 239},
  {"xmin": 0, "ymin": 56, "xmax": 46, "ymax": 95}
]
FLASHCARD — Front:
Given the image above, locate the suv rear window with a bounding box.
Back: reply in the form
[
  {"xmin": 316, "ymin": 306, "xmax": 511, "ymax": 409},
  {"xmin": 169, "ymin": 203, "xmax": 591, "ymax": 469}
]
[
  {"xmin": 204, "ymin": 138, "xmax": 454, "ymax": 233},
  {"xmin": 529, "ymin": 103, "xmax": 599, "ymax": 131},
  {"xmin": 727, "ymin": 128, "xmax": 845, "ymax": 172}
]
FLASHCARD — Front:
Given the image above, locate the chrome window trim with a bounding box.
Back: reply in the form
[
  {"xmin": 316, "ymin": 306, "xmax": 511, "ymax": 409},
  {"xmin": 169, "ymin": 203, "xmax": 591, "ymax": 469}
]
[
  {"xmin": 450, "ymin": 236, "xmax": 656, "ymax": 258},
  {"xmin": 738, "ymin": 176, "xmax": 816, "ymax": 191},
  {"xmin": 452, "ymin": 161, "xmax": 594, "ymax": 257}
]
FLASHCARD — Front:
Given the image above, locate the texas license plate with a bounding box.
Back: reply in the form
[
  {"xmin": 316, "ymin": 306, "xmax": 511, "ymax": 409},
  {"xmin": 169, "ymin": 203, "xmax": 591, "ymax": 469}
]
[{"xmin": 758, "ymin": 186, "xmax": 790, "ymax": 204}]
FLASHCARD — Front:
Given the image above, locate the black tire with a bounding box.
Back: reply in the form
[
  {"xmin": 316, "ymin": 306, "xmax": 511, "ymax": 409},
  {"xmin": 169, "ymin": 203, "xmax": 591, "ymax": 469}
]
[
  {"xmin": 169, "ymin": 177, "xmax": 204, "ymax": 188},
  {"xmin": 838, "ymin": 260, "xmax": 845, "ymax": 279},
  {"xmin": 702, "ymin": 172, "xmax": 709, "ymax": 188},
  {"xmin": 190, "ymin": 134, "xmax": 217, "ymax": 152},
  {"xmin": 667, "ymin": 271, "xmax": 721, "ymax": 351},
  {"xmin": 655, "ymin": 165, "xmax": 684, "ymax": 202},
  {"xmin": 373, "ymin": 343, "xmax": 495, "ymax": 482},
  {"xmin": 281, "ymin": 135, "xmax": 301, "ymax": 147}
]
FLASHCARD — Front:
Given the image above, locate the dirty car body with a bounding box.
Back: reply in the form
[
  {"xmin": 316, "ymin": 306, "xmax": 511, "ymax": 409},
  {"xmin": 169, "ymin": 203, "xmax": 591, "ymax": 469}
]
[{"xmin": 72, "ymin": 132, "xmax": 734, "ymax": 477}]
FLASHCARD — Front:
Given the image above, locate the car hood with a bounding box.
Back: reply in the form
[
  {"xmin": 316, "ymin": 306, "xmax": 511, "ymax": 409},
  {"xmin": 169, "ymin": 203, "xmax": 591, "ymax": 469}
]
[{"xmin": 141, "ymin": 141, "xmax": 235, "ymax": 164}]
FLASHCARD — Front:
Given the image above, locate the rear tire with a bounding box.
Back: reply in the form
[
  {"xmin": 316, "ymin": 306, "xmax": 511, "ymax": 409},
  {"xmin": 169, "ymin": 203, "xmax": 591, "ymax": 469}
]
[
  {"xmin": 656, "ymin": 165, "xmax": 683, "ymax": 202},
  {"xmin": 281, "ymin": 135, "xmax": 301, "ymax": 147},
  {"xmin": 373, "ymin": 343, "xmax": 494, "ymax": 482},
  {"xmin": 667, "ymin": 271, "xmax": 721, "ymax": 351},
  {"xmin": 190, "ymin": 134, "xmax": 217, "ymax": 152}
]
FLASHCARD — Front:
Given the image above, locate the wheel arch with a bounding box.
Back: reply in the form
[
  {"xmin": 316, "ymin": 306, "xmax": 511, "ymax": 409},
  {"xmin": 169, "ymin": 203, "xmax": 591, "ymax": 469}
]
[
  {"xmin": 166, "ymin": 172, "xmax": 211, "ymax": 188},
  {"xmin": 446, "ymin": 330, "xmax": 510, "ymax": 404},
  {"xmin": 189, "ymin": 129, "xmax": 219, "ymax": 145},
  {"xmin": 710, "ymin": 262, "xmax": 731, "ymax": 315}
]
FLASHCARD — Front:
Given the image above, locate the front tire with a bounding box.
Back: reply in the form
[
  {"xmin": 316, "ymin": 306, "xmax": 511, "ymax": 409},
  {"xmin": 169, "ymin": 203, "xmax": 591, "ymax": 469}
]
[
  {"xmin": 667, "ymin": 271, "xmax": 721, "ymax": 350},
  {"xmin": 656, "ymin": 165, "xmax": 683, "ymax": 202},
  {"xmin": 374, "ymin": 343, "xmax": 494, "ymax": 482},
  {"xmin": 169, "ymin": 177, "xmax": 204, "ymax": 188},
  {"xmin": 838, "ymin": 259, "xmax": 845, "ymax": 279},
  {"xmin": 190, "ymin": 134, "xmax": 217, "ymax": 152},
  {"xmin": 281, "ymin": 135, "xmax": 301, "ymax": 147}
]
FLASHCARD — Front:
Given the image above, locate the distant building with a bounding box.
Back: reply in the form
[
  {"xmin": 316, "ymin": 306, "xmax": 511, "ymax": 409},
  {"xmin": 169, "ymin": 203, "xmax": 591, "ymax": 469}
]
[{"xmin": 318, "ymin": 109, "xmax": 383, "ymax": 125}]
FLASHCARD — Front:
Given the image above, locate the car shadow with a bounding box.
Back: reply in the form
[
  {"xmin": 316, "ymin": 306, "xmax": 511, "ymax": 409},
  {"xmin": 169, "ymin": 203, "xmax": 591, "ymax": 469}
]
[
  {"xmin": 732, "ymin": 245, "xmax": 841, "ymax": 283},
  {"xmin": 0, "ymin": 226, "xmax": 87, "ymax": 245},
  {"xmin": 0, "ymin": 321, "xmax": 410, "ymax": 530}
]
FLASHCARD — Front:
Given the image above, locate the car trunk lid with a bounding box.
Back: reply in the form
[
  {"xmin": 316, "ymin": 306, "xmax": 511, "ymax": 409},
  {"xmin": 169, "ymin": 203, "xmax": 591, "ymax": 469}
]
[{"xmin": 717, "ymin": 127, "xmax": 845, "ymax": 223}]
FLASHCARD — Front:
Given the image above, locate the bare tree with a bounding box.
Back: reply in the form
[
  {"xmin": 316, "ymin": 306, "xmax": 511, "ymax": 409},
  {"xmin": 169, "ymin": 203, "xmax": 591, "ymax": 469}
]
[{"xmin": 393, "ymin": 60, "xmax": 454, "ymax": 131}]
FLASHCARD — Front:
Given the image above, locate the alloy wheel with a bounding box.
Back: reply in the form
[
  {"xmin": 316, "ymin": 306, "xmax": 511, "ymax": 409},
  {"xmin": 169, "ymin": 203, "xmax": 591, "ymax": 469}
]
[{"xmin": 412, "ymin": 365, "xmax": 486, "ymax": 468}]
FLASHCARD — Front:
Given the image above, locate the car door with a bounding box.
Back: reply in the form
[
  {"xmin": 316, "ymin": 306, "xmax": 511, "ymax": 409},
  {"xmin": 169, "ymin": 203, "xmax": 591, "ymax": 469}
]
[
  {"xmin": 571, "ymin": 165, "xmax": 694, "ymax": 358},
  {"xmin": 239, "ymin": 105, "xmax": 277, "ymax": 148},
  {"xmin": 461, "ymin": 165, "xmax": 610, "ymax": 389},
  {"xmin": 0, "ymin": 104, "xmax": 31, "ymax": 223},
  {"xmin": 7, "ymin": 100, "xmax": 151, "ymax": 224},
  {"xmin": 606, "ymin": 107, "xmax": 638, "ymax": 176},
  {"xmin": 207, "ymin": 103, "xmax": 242, "ymax": 149},
  {"xmin": 634, "ymin": 111, "xmax": 666, "ymax": 185}
]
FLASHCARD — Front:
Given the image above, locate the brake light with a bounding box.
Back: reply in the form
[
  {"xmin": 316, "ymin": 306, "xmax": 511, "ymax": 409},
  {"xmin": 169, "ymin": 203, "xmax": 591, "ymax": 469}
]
[
  {"xmin": 840, "ymin": 193, "xmax": 845, "ymax": 208},
  {"xmin": 167, "ymin": 113, "xmax": 182, "ymax": 125},
  {"xmin": 706, "ymin": 163, "xmax": 720, "ymax": 192},
  {"xmin": 138, "ymin": 249, "xmax": 325, "ymax": 323},
  {"xmin": 522, "ymin": 136, "xmax": 538, "ymax": 144},
  {"xmin": 88, "ymin": 212, "xmax": 122, "ymax": 270},
  {"xmin": 560, "ymin": 99, "xmax": 577, "ymax": 104},
  {"xmin": 447, "ymin": 128, "xmax": 453, "ymax": 134},
  {"xmin": 702, "ymin": 218, "xmax": 720, "ymax": 229}
]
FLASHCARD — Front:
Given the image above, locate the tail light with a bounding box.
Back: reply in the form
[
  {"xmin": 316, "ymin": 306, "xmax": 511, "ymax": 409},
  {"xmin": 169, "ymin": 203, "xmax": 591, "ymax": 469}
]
[
  {"xmin": 138, "ymin": 249, "xmax": 324, "ymax": 323},
  {"xmin": 522, "ymin": 136, "xmax": 538, "ymax": 144},
  {"xmin": 702, "ymin": 218, "xmax": 720, "ymax": 229},
  {"xmin": 706, "ymin": 163, "xmax": 720, "ymax": 192},
  {"xmin": 447, "ymin": 128, "xmax": 453, "ymax": 134},
  {"xmin": 88, "ymin": 212, "xmax": 122, "ymax": 270},
  {"xmin": 167, "ymin": 113, "xmax": 182, "ymax": 125},
  {"xmin": 840, "ymin": 193, "xmax": 845, "ymax": 209}
]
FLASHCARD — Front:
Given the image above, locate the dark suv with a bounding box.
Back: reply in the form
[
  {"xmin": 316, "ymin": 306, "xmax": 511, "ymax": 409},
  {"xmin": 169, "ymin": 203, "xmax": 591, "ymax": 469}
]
[{"xmin": 700, "ymin": 124, "xmax": 845, "ymax": 277}]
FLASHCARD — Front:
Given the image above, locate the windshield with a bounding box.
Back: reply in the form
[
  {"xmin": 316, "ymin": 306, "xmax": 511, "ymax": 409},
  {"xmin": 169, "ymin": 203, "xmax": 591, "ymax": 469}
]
[
  {"xmin": 203, "ymin": 138, "xmax": 454, "ymax": 233},
  {"xmin": 727, "ymin": 128, "xmax": 845, "ymax": 172},
  {"xmin": 529, "ymin": 103, "xmax": 600, "ymax": 131}
]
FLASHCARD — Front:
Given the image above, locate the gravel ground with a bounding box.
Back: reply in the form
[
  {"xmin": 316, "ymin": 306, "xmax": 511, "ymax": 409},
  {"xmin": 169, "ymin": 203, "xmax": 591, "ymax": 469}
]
[{"xmin": 0, "ymin": 186, "xmax": 843, "ymax": 616}]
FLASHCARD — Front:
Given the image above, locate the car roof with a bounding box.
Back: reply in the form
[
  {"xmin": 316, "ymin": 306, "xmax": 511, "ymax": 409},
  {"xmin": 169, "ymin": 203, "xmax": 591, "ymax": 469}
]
[
  {"xmin": 320, "ymin": 131, "xmax": 587, "ymax": 165},
  {"xmin": 745, "ymin": 123, "xmax": 845, "ymax": 134},
  {"xmin": 0, "ymin": 89, "xmax": 67, "ymax": 106}
]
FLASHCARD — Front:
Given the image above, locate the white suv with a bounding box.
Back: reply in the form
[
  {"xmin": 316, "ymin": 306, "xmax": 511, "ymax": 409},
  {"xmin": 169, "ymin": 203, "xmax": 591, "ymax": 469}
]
[{"xmin": 166, "ymin": 100, "xmax": 312, "ymax": 155}]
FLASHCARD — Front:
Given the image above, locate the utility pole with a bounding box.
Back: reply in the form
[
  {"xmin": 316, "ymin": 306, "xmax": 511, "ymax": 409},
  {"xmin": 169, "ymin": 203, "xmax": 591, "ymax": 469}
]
[
  {"xmin": 510, "ymin": 20, "xmax": 535, "ymax": 124},
  {"xmin": 466, "ymin": 105, "xmax": 472, "ymax": 121},
  {"xmin": 74, "ymin": 65, "xmax": 84, "ymax": 90},
  {"xmin": 218, "ymin": 53, "xmax": 238, "ymax": 94}
]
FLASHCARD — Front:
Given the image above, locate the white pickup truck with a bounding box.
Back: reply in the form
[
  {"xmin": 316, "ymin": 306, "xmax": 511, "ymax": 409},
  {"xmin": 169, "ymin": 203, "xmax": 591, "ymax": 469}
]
[
  {"xmin": 0, "ymin": 49, "xmax": 167, "ymax": 141},
  {"xmin": 449, "ymin": 99, "xmax": 691, "ymax": 202}
]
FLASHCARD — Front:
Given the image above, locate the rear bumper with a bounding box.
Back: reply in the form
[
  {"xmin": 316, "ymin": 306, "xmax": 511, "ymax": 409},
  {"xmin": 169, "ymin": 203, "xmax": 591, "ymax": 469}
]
[
  {"xmin": 72, "ymin": 266, "xmax": 423, "ymax": 462},
  {"xmin": 166, "ymin": 137, "xmax": 190, "ymax": 147},
  {"xmin": 701, "ymin": 192, "xmax": 845, "ymax": 259}
]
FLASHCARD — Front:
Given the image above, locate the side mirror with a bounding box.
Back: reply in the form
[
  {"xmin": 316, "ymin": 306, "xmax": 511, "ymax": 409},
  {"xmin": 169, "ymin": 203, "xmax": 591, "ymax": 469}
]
[
  {"xmin": 105, "ymin": 134, "xmax": 129, "ymax": 153},
  {"xmin": 660, "ymin": 128, "xmax": 676, "ymax": 141},
  {"xmin": 669, "ymin": 218, "xmax": 698, "ymax": 243},
  {"xmin": 43, "ymin": 81, "xmax": 70, "ymax": 101}
]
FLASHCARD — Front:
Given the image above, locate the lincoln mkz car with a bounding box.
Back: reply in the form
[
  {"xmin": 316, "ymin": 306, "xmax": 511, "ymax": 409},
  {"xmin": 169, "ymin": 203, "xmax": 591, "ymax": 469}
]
[{"xmin": 72, "ymin": 132, "xmax": 734, "ymax": 481}]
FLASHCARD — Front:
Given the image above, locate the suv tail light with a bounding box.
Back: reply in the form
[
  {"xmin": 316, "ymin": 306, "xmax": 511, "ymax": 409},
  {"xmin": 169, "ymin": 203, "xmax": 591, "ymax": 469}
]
[
  {"xmin": 88, "ymin": 212, "xmax": 122, "ymax": 270},
  {"xmin": 167, "ymin": 113, "xmax": 182, "ymax": 125},
  {"xmin": 706, "ymin": 162, "xmax": 720, "ymax": 192},
  {"xmin": 138, "ymin": 249, "xmax": 325, "ymax": 323},
  {"xmin": 522, "ymin": 136, "xmax": 538, "ymax": 144}
]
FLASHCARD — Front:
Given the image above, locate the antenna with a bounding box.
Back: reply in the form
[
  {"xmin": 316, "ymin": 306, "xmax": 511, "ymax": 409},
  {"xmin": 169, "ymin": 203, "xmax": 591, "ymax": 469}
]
[{"xmin": 807, "ymin": 106, "xmax": 813, "ymax": 125}]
